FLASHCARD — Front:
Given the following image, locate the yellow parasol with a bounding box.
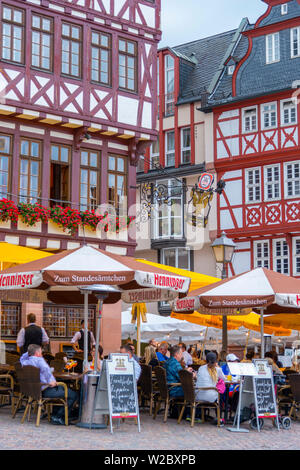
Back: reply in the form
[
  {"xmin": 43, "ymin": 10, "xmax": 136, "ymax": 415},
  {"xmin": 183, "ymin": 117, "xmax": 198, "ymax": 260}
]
[
  {"xmin": 171, "ymin": 311, "xmax": 291, "ymax": 337},
  {"xmin": 263, "ymin": 314, "xmax": 300, "ymax": 332},
  {"xmin": 135, "ymin": 259, "xmax": 219, "ymax": 292},
  {"xmin": 0, "ymin": 242, "xmax": 52, "ymax": 342},
  {"xmin": 0, "ymin": 241, "xmax": 52, "ymax": 270}
]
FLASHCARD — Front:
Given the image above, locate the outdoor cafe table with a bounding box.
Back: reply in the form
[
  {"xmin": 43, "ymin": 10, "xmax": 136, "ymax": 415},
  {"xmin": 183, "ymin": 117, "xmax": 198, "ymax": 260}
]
[
  {"xmin": 53, "ymin": 372, "xmax": 83, "ymax": 390},
  {"xmin": 0, "ymin": 364, "xmax": 14, "ymax": 373}
]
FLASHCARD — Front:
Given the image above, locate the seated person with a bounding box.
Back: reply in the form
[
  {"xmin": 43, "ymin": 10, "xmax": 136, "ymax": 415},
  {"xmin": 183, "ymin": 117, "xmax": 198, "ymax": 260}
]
[
  {"xmin": 20, "ymin": 344, "xmax": 78, "ymax": 425},
  {"xmin": 84, "ymin": 345, "xmax": 103, "ymax": 373},
  {"xmin": 144, "ymin": 343, "xmax": 159, "ymax": 367},
  {"xmin": 179, "ymin": 342, "xmax": 193, "ymax": 367},
  {"xmin": 221, "ymin": 353, "xmax": 239, "ymax": 376},
  {"xmin": 221, "ymin": 353, "xmax": 240, "ymax": 412},
  {"xmin": 156, "ymin": 342, "xmax": 169, "ymax": 362},
  {"xmin": 241, "ymin": 351, "xmax": 255, "ymax": 363},
  {"xmin": 120, "ymin": 344, "xmax": 141, "ymax": 381},
  {"xmin": 196, "ymin": 352, "xmax": 226, "ymax": 403},
  {"xmin": 164, "ymin": 345, "xmax": 185, "ymax": 397}
]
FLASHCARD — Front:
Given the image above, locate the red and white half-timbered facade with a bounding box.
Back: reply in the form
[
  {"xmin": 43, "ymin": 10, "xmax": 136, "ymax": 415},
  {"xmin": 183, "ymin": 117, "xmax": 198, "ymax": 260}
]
[
  {"xmin": 211, "ymin": 0, "xmax": 300, "ymax": 278},
  {"xmin": 0, "ymin": 0, "xmax": 161, "ymax": 353}
]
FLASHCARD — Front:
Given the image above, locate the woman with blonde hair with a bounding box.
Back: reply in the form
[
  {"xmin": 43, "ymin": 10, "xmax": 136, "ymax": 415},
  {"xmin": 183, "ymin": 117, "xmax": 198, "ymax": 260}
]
[
  {"xmin": 195, "ymin": 351, "xmax": 226, "ymax": 403},
  {"xmin": 144, "ymin": 343, "xmax": 159, "ymax": 367}
]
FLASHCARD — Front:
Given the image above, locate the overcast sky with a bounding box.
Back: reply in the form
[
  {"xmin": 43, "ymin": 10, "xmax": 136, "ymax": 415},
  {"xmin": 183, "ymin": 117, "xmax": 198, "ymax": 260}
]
[{"xmin": 159, "ymin": 0, "xmax": 266, "ymax": 48}]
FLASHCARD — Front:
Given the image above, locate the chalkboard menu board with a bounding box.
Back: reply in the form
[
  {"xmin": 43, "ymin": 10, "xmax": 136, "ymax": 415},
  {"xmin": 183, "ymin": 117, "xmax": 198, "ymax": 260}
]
[
  {"xmin": 253, "ymin": 377, "xmax": 277, "ymax": 418},
  {"xmin": 109, "ymin": 374, "xmax": 137, "ymax": 417},
  {"xmin": 93, "ymin": 353, "xmax": 140, "ymax": 433}
]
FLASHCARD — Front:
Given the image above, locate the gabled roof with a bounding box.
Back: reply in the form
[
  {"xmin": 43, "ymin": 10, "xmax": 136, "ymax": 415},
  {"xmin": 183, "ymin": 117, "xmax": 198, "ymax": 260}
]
[{"xmin": 160, "ymin": 19, "xmax": 249, "ymax": 106}]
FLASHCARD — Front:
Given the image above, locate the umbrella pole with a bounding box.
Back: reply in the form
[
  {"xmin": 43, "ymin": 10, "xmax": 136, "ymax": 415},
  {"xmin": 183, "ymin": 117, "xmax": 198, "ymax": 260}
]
[
  {"xmin": 83, "ymin": 291, "xmax": 89, "ymax": 370},
  {"xmin": 260, "ymin": 308, "xmax": 265, "ymax": 359},
  {"xmin": 93, "ymin": 297, "xmax": 105, "ymax": 374},
  {"xmin": 222, "ymin": 316, "xmax": 228, "ymax": 353},
  {"xmin": 137, "ymin": 306, "xmax": 141, "ymax": 358},
  {"xmin": 200, "ymin": 327, "xmax": 208, "ymax": 360},
  {"xmin": 243, "ymin": 331, "xmax": 250, "ymax": 360}
]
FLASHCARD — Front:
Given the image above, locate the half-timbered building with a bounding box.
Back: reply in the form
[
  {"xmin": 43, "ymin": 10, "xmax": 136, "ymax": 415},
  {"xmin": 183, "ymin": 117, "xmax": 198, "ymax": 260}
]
[
  {"xmin": 135, "ymin": 26, "xmax": 248, "ymax": 314},
  {"xmin": 205, "ymin": 0, "xmax": 300, "ymax": 279},
  {"xmin": 0, "ymin": 0, "xmax": 161, "ymax": 353}
]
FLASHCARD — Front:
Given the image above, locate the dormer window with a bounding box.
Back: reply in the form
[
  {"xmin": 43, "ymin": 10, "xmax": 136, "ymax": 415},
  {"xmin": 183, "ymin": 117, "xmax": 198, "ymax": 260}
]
[
  {"xmin": 291, "ymin": 27, "xmax": 300, "ymax": 58},
  {"xmin": 266, "ymin": 33, "xmax": 280, "ymax": 64},
  {"xmin": 227, "ymin": 65, "xmax": 235, "ymax": 75},
  {"xmin": 281, "ymin": 3, "xmax": 288, "ymax": 15}
]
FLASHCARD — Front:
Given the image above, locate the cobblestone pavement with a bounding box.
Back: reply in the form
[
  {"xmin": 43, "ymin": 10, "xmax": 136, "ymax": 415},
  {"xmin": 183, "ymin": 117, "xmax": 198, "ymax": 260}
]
[{"xmin": 0, "ymin": 406, "xmax": 299, "ymax": 450}]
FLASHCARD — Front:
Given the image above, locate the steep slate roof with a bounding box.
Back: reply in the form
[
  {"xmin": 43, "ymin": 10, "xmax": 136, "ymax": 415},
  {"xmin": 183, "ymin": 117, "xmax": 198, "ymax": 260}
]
[
  {"xmin": 207, "ymin": 0, "xmax": 300, "ymax": 108},
  {"xmin": 168, "ymin": 28, "xmax": 241, "ymax": 105}
]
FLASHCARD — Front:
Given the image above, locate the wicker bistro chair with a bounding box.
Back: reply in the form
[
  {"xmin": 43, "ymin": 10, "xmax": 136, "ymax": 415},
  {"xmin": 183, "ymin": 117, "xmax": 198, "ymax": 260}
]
[
  {"xmin": 13, "ymin": 365, "xmax": 69, "ymax": 426},
  {"xmin": 138, "ymin": 364, "xmax": 159, "ymax": 416},
  {"xmin": 288, "ymin": 374, "xmax": 300, "ymax": 420},
  {"xmin": 152, "ymin": 366, "xmax": 183, "ymax": 422},
  {"xmin": 0, "ymin": 373, "xmax": 16, "ymax": 414},
  {"xmin": 50, "ymin": 359, "xmax": 66, "ymax": 373},
  {"xmin": 177, "ymin": 369, "xmax": 221, "ymax": 427}
]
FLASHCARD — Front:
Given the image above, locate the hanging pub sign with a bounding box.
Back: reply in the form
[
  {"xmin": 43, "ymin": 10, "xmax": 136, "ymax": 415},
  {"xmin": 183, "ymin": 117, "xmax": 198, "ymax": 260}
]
[
  {"xmin": 198, "ymin": 173, "xmax": 214, "ymax": 191},
  {"xmin": 92, "ymin": 353, "xmax": 140, "ymax": 434}
]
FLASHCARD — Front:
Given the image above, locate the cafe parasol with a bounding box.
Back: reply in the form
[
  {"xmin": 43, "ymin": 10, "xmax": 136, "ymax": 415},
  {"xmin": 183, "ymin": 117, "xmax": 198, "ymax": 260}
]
[
  {"xmin": 0, "ymin": 244, "xmax": 191, "ymax": 366},
  {"xmin": 172, "ymin": 267, "xmax": 300, "ymax": 356}
]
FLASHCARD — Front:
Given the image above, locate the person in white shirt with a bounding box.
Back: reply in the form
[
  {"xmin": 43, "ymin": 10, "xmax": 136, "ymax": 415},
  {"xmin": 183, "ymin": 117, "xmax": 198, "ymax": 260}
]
[
  {"xmin": 120, "ymin": 344, "xmax": 141, "ymax": 382},
  {"xmin": 196, "ymin": 352, "xmax": 226, "ymax": 403},
  {"xmin": 179, "ymin": 342, "xmax": 193, "ymax": 367}
]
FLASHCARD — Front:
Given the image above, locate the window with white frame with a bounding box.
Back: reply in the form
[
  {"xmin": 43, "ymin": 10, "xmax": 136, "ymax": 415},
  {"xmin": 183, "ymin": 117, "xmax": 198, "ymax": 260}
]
[
  {"xmin": 273, "ymin": 239, "xmax": 289, "ymax": 275},
  {"xmin": 281, "ymin": 3, "xmax": 288, "ymax": 15},
  {"xmin": 165, "ymin": 130, "xmax": 175, "ymax": 167},
  {"xmin": 153, "ymin": 179, "xmax": 183, "ymax": 239},
  {"xmin": 243, "ymin": 107, "xmax": 257, "ymax": 133},
  {"xmin": 262, "ymin": 102, "xmax": 277, "ymax": 129},
  {"xmin": 254, "ymin": 241, "xmax": 270, "ymax": 269},
  {"xmin": 281, "ymin": 99, "xmax": 297, "ymax": 125},
  {"xmin": 284, "ymin": 161, "xmax": 300, "ymax": 198},
  {"xmin": 264, "ymin": 164, "xmax": 281, "ymax": 201},
  {"xmin": 161, "ymin": 246, "xmax": 191, "ymax": 270},
  {"xmin": 291, "ymin": 27, "xmax": 300, "ymax": 58},
  {"xmin": 181, "ymin": 127, "xmax": 191, "ymax": 164},
  {"xmin": 245, "ymin": 168, "xmax": 261, "ymax": 203},
  {"xmin": 150, "ymin": 138, "xmax": 160, "ymax": 169},
  {"xmin": 164, "ymin": 54, "xmax": 175, "ymax": 116},
  {"xmin": 293, "ymin": 237, "xmax": 300, "ymax": 275},
  {"xmin": 266, "ymin": 33, "xmax": 280, "ymax": 64}
]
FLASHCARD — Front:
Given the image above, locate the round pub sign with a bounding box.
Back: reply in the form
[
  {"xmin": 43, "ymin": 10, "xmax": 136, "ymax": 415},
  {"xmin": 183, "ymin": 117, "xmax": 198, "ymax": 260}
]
[{"xmin": 198, "ymin": 173, "xmax": 214, "ymax": 191}]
